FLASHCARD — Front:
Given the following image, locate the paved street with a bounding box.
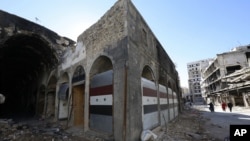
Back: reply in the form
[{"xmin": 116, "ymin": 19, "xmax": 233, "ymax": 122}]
[
  {"xmin": 156, "ymin": 105, "xmax": 250, "ymax": 141},
  {"xmin": 194, "ymin": 105, "xmax": 250, "ymax": 140}
]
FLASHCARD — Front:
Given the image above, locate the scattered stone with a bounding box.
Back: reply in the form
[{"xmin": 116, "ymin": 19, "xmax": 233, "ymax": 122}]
[{"xmin": 185, "ymin": 132, "xmax": 202, "ymax": 140}]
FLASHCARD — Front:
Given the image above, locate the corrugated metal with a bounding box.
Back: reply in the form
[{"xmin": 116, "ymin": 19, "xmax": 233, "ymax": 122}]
[
  {"xmin": 142, "ymin": 77, "xmax": 159, "ymax": 130},
  {"xmin": 89, "ymin": 69, "xmax": 113, "ymax": 133},
  {"xmin": 89, "ymin": 114, "xmax": 113, "ymax": 133},
  {"xmin": 91, "ymin": 70, "xmax": 113, "ymax": 88}
]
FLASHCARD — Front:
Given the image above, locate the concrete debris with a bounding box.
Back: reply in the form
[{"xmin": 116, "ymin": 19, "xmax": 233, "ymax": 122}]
[
  {"xmin": 0, "ymin": 119, "xmax": 12, "ymax": 124},
  {"xmin": 154, "ymin": 108, "xmax": 222, "ymax": 141},
  {"xmin": 185, "ymin": 132, "xmax": 202, "ymax": 140},
  {"xmin": 141, "ymin": 130, "xmax": 157, "ymax": 141},
  {"xmin": 0, "ymin": 118, "xmax": 91, "ymax": 141}
]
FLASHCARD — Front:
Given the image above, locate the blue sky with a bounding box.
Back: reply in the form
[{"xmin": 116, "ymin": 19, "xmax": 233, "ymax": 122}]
[{"xmin": 1, "ymin": 0, "xmax": 250, "ymax": 87}]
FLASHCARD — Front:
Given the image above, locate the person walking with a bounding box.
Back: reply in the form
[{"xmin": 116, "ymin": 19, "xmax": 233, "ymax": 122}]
[
  {"xmin": 208, "ymin": 102, "xmax": 214, "ymax": 112},
  {"xmin": 227, "ymin": 102, "xmax": 233, "ymax": 112},
  {"xmin": 222, "ymin": 101, "xmax": 227, "ymax": 111}
]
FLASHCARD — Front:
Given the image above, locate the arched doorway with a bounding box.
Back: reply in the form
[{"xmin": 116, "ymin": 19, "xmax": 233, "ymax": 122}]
[
  {"xmin": 141, "ymin": 66, "xmax": 159, "ymax": 130},
  {"xmin": 0, "ymin": 34, "xmax": 58, "ymax": 119},
  {"xmin": 89, "ymin": 56, "xmax": 113, "ymax": 133},
  {"xmin": 58, "ymin": 73, "xmax": 69, "ymax": 120},
  {"xmin": 71, "ymin": 65, "xmax": 85, "ymax": 126}
]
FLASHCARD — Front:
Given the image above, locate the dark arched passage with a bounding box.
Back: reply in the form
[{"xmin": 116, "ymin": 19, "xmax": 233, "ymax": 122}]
[{"xmin": 0, "ymin": 34, "xmax": 58, "ymax": 119}]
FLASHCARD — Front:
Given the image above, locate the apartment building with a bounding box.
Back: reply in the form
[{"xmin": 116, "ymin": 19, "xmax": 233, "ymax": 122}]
[
  {"xmin": 201, "ymin": 45, "xmax": 250, "ymax": 106},
  {"xmin": 187, "ymin": 59, "xmax": 213, "ymax": 104}
]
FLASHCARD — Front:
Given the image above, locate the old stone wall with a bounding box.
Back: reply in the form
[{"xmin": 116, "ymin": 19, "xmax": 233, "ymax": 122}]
[
  {"xmin": 0, "ymin": 0, "xmax": 181, "ymax": 140},
  {"xmin": 0, "ymin": 10, "xmax": 75, "ymax": 61},
  {"xmin": 77, "ymin": 1, "xmax": 127, "ymax": 55},
  {"xmin": 0, "ymin": 10, "xmax": 74, "ymax": 124},
  {"xmin": 123, "ymin": 1, "xmax": 180, "ymax": 140}
]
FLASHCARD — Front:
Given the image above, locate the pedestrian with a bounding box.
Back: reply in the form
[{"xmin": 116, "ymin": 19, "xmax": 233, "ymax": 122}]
[
  {"xmin": 221, "ymin": 101, "xmax": 227, "ymax": 111},
  {"xmin": 228, "ymin": 102, "xmax": 233, "ymax": 112},
  {"xmin": 208, "ymin": 102, "xmax": 214, "ymax": 112},
  {"xmin": 189, "ymin": 102, "xmax": 192, "ymax": 107}
]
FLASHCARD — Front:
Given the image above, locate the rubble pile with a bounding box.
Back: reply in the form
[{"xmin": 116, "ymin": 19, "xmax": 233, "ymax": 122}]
[
  {"xmin": 0, "ymin": 107, "xmax": 230, "ymax": 141},
  {"xmin": 156, "ymin": 108, "xmax": 221, "ymax": 141},
  {"xmin": 0, "ymin": 119, "xmax": 90, "ymax": 141}
]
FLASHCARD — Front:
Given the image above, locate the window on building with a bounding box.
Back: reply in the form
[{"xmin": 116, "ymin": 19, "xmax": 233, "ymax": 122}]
[{"xmin": 226, "ymin": 65, "xmax": 241, "ymax": 75}]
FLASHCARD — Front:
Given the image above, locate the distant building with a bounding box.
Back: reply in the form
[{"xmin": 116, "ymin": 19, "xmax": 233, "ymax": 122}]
[
  {"xmin": 187, "ymin": 59, "xmax": 213, "ymax": 104},
  {"xmin": 181, "ymin": 87, "xmax": 190, "ymax": 103},
  {"xmin": 201, "ymin": 45, "xmax": 250, "ymax": 107},
  {"xmin": 181, "ymin": 87, "xmax": 189, "ymax": 98}
]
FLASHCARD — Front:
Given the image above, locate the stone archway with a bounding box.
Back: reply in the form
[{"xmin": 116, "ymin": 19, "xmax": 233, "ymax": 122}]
[
  {"xmin": 0, "ymin": 34, "xmax": 57, "ymax": 119},
  {"xmin": 58, "ymin": 72, "xmax": 69, "ymax": 120},
  {"xmin": 89, "ymin": 56, "xmax": 113, "ymax": 133},
  {"xmin": 141, "ymin": 65, "xmax": 159, "ymax": 130}
]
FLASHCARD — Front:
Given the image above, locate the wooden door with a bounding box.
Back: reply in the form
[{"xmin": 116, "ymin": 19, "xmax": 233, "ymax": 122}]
[{"xmin": 73, "ymin": 85, "xmax": 84, "ymax": 126}]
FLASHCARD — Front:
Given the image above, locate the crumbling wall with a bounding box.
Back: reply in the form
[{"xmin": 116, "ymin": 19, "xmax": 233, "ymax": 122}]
[
  {"xmin": 77, "ymin": 0, "xmax": 127, "ymax": 53},
  {"xmin": 0, "ymin": 10, "xmax": 75, "ymax": 62},
  {"xmin": 0, "ymin": 10, "xmax": 75, "ymax": 120}
]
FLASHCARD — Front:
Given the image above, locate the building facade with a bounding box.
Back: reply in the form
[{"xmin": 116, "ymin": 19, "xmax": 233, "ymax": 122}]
[
  {"xmin": 0, "ymin": 0, "xmax": 181, "ymax": 140},
  {"xmin": 187, "ymin": 59, "xmax": 213, "ymax": 104},
  {"xmin": 201, "ymin": 46, "xmax": 250, "ymax": 106}
]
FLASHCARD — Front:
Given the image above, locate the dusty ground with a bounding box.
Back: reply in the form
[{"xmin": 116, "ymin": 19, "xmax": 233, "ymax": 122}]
[
  {"xmin": 0, "ymin": 118, "xmax": 91, "ymax": 141},
  {"xmin": 0, "ymin": 107, "xmax": 231, "ymax": 141},
  {"xmin": 155, "ymin": 107, "xmax": 222, "ymax": 141}
]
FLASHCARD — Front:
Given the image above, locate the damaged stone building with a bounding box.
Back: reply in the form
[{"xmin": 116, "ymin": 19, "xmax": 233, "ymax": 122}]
[
  {"xmin": 201, "ymin": 45, "xmax": 250, "ymax": 107},
  {"xmin": 0, "ymin": 0, "xmax": 181, "ymax": 140}
]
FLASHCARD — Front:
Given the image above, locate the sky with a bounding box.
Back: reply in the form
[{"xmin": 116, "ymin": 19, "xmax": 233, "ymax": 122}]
[{"xmin": 1, "ymin": 0, "xmax": 250, "ymax": 88}]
